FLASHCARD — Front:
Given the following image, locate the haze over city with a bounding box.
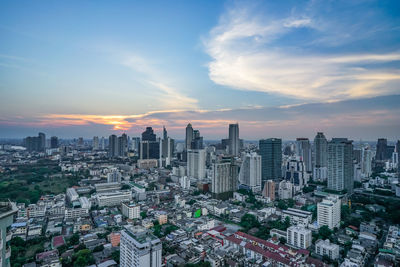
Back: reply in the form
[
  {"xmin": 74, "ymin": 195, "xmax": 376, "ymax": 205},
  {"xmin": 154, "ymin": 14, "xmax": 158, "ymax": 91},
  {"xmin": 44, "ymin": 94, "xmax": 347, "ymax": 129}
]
[{"xmin": 1, "ymin": 0, "xmax": 400, "ymax": 139}]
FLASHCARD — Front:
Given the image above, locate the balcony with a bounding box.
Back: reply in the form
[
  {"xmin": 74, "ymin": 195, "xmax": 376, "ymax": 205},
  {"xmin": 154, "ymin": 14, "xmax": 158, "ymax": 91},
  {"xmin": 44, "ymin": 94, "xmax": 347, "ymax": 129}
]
[
  {"xmin": 6, "ymin": 232, "xmax": 12, "ymax": 242},
  {"xmin": 5, "ymin": 247, "xmax": 11, "ymax": 259}
]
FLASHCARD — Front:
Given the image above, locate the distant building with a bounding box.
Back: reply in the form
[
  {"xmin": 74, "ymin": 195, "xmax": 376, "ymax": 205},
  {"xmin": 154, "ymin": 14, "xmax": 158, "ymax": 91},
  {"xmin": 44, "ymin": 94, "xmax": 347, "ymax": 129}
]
[
  {"xmin": 24, "ymin": 132, "xmax": 46, "ymax": 152},
  {"xmin": 239, "ymin": 153, "xmax": 262, "ymax": 192},
  {"xmin": 50, "ymin": 136, "xmax": 59, "ymax": 149},
  {"xmin": 187, "ymin": 149, "xmax": 206, "ymax": 180},
  {"xmin": 211, "ymin": 157, "xmax": 238, "ymax": 200},
  {"xmin": 262, "ymin": 180, "xmax": 275, "ymax": 201},
  {"xmin": 107, "ymin": 168, "xmax": 121, "ymax": 183},
  {"xmin": 120, "ymin": 226, "xmax": 162, "ymax": 267},
  {"xmin": 185, "ymin": 123, "xmax": 194, "ymax": 150},
  {"xmin": 317, "ymin": 196, "xmax": 341, "ymax": 229},
  {"xmin": 327, "ymin": 138, "xmax": 354, "ymax": 193},
  {"xmin": 259, "ymin": 138, "xmax": 282, "ymax": 182},
  {"xmin": 314, "ymin": 132, "xmax": 328, "ymax": 168},
  {"xmin": 228, "ymin": 123, "xmax": 240, "ymax": 156},
  {"xmin": 296, "ymin": 138, "xmax": 312, "ymax": 172},
  {"xmin": 93, "ymin": 136, "xmax": 99, "ymax": 150},
  {"xmin": 278, "ymin": 180, "xmax": 293, "ymax": 200}
]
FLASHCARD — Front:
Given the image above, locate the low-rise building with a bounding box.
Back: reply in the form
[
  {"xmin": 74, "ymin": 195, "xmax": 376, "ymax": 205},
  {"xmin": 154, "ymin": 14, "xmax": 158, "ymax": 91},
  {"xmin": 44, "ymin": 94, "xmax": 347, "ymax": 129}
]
[
  {"xmin": 315, "ymin": 239, "xmax": 339, "ymax": 260},
  {"xmin": 287, "ymin": 225, "xmax": 312, "ymax": 249}
]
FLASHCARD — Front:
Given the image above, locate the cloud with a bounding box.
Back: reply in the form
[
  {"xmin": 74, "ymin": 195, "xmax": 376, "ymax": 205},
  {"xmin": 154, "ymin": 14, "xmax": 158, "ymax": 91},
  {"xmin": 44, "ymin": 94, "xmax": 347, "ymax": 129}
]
[{"xmin": 203, "ymin": 2, "xmax": 400, "ymax": 101}]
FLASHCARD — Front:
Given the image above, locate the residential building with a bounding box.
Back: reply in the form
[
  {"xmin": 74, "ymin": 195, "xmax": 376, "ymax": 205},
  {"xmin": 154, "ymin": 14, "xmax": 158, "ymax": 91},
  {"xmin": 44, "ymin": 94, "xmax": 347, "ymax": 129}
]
[
  {"xmin": 317, "ymin": 196, "xmax": 341, "ymax": 229},
  {"xmin": 259, "ymin": 138, "xmax": 282, "ymax": 181},
  {"xmin": 262, "ymin": 180, "xmax": 275, "ymax": 201},
  {"xmin": 95, "ymin": 191, "xmax": 132, "ymax": 207},
  {"xmin": 315, "ymin": 239, "xmax": 340, "ymax": 260},
  {"xmin": 296, "ymin": 138, "xmax": 312, "ymax": 172},
  {"xmin": 121, "ymin": 202, "xmax": 140, "ymax": 220},
  {"xmin": 239, "ymin": 153, "xmax": 262, "ymax": 192},
  {"xmin": 281, "ymin": 208, "xmax": 312, "ymax": 226},
  {"xmin": 211, "ymin": 157, "xmax": 238, "ymax": 200},
  {"xmin": 0, "ymin": 201, "xmax": 18, "ymax": 267},
  {"xmin": 187, "ymin": 149, "xmax": 206, "ymax": 180},
  {"xmin": 287, "ymin": 225, "xmax": 312, "ymax": 249},
  {"xmin": 278, "ymin": 180, "xmax": 293, "ymax": 200},
  {"xmin": 314, "ymin": 132, "xmax": 328, "ymax": 168},
  {"xmin": 228, "ymin": 123, "xmax": 239, "ymax": 156}
]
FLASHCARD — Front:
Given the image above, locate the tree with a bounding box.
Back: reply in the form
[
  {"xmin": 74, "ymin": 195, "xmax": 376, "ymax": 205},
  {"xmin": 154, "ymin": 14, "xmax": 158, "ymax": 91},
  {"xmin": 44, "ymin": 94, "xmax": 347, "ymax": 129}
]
[
  {"xmin": 140, "ymin": 211, "xmax": 147, "ymax": 219},
  {"xmin": 240, "ymin": 214, "xmax": 260, "ymax": 230},
  {"xmin": 68, "ymin": 233, "xmax": 80, "ymax": 246},
  {"xmin": 121, "ymin": 184, "xmax": 130, "ymax": 190},
  {"xmin": 318, "ymin": 225, "xmax": 332, "ymax": 240},
  {"xmin": 279, "ymin": 237, "xmax": 286, "ymax": 244},
  {"xmin": 111, "ymin": 250, "xmax": 120, "ymax": 264},
  {"xmin": 73, "ymin": 249, "xmax": 95, "ymax": 267},
  {"xmin": 93, "ymin": 245, "xmax": 104, "ymax": 252}
]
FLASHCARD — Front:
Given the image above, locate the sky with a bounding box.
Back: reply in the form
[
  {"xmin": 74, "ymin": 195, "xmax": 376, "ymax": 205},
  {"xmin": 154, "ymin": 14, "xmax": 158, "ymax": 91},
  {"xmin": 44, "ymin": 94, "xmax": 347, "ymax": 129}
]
[{"xmin": 0, "ymin": 0, "xmax": 400, "ymax": 140}]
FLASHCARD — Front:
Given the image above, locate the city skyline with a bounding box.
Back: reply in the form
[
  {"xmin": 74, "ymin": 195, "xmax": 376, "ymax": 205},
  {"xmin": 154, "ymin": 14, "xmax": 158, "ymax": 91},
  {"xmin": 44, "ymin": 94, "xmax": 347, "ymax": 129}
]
[{"xmin": 1, "ymin": 0, "xmax": 400, "ymax": 139}]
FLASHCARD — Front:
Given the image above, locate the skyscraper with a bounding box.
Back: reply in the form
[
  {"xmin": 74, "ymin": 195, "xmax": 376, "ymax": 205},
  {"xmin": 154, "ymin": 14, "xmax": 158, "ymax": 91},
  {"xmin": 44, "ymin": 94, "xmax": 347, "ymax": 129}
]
[
  {"xmin": 361, "ymin": 147, "xmax": 373, "ymax": 178},
  {"xmin": 24, "ymin": 133, "xmax": 47, "ymax": 152},
  {"xmin": 120, "ymin": 226, "xmax": 162, "ymax": 267},
  {"xmin": 140, "ymin": 127, "xmax": 159, "ymax": 159},
  {"xmin": 262, "ymin": 180, "xmax": 275, "ymax": 201},
  {"xmin": 314, "ymin": 132, "xmax": 328, "ymax": 168},
  {"xmin": 187, "ymin": 149, "xmax": 206, "ymax": 180},
  {"xmin": 118, "ymin": 133, "xmax": 128, "ymax": 157},
  {"xmin": 185, "ymin": 123, "xmax": 193, "ymax": 150},
  {"xmin": 38, "ymin": 132, "xmax": 46, "ymax": 151},
  {"xmin": 228, "ymin": 123, "xmax": 240, "ymax": 156},
  {"xmin": 211, "ymin": 156, "xmax": 238, "ymax": 200},
  {"xmin": 108, "ymin": 134, "xmax": 118, "ymax": 158},
  {"xmin": 327, "ymin": 138, "xmax": 354, "ymax": 193},
  {"xmin": 50, "ymin": 136, "xmax": 58, "ymax": 149},
  {"xmin": 296, "ymin": 138, "xmax": 312, "ymax": 172},
  {"xmin": 259, "ymin": 138, "xmax": 282, "ymax": 182},
  {"xmin": 376, "ymin": 138, "xmax": 388, "ymax": 161},
  {"xmin": 142, "ymin": 127, "xmax": 156, "ymax": 142},
  {"xmin": 191, "ymin": 130, "xmax": 203, "ymax": 149},
  {"xmin": 93, "ymin": 136, "xmax": 99, "ymax": 151},
  {"xmin": 239, "ymin": 153, "xmax": 262, "ymax": 192}
]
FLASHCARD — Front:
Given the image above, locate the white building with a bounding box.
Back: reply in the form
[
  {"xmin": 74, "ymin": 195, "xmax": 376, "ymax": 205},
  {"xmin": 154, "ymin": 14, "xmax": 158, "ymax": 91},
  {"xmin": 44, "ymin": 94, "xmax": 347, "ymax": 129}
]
[
  {"xmin": 79, "ymin": 197, "xmax": 91, "ymax": 209},
  {"xmin": 313, "ymin": 166, "xmax": 327, "ymax": 181},
  {"xmin": 278, "ymin": 180, "xmax": 293, "ymax": 200},
  {"xmin": 239, "ymin": 153, "xmax": 262, "ymax": 192},
  {"xmin": 361, "ymin": 147, "xmax": 373, "ymax": 178},
  {"xmin": 317, "ymin": 196, "xmax": 341, "ymax": 229},
  {"xmin": 287, "ymin": 225, "xmax": 312, "ymax": 249},
  {"xmin": 315, "ymin": 239, "xmax": 340, "ymax": 260},
  {"xmin": 281, "ymin": 208, "xmax": 313, "ymax": 226},
  {"xmin": 122, "ymin": 202, "xmax": 140, "ymax": 220},
  {"xmin": 179, "ymin": 176, "xmax": 190, "ymax": 190},
  {"xmin": 120, "ymin": 226, "xmax": 162, "ymax": 267},
  {"xmin": 107, "ymin": 168, "xmax": 121, "ymax": 183},
  {"xmin": 66, "ymin": 187, "xmax": 79, "ymax": 202},
  {"xmin": 96, "ymin": 191, "xmax": 132, "ymax": 207},
  {"xmin": 187, "ymin": 149, "xmax": 206, "ymax": 180},
  {"xmin": 65, "ymin": 208, "xmax": 89, "ymax": 219}
]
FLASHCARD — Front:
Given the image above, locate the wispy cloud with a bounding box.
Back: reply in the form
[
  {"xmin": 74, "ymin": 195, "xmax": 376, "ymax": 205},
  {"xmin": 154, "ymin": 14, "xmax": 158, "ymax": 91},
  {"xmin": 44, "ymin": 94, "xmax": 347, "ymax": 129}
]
[{"xmin": 204, "ymin": 2, "xmax": 400, "ymax": 101}]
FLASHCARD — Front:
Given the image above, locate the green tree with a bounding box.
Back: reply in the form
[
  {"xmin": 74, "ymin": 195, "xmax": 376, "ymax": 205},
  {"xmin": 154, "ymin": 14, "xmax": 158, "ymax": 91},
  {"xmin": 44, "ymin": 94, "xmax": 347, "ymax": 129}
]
[
  {"xmin": 73, "ymin": 249, "xmax": 95, "ymax": 267},
  {"xmin": 318, "ymin": 225, "xmax": 332, "ymax": 240},
  {"xmin": 240, "ymin": 214, "xmax": 260, "ymax": 230},
  {"xmin": 111, "ymin": 250, "xmax": 120, "ymax": 264}
]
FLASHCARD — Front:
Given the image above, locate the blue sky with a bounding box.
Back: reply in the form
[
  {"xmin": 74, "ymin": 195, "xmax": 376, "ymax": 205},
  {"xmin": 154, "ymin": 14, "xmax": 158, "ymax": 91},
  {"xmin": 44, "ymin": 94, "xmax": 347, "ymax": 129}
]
[{"xmin": 1, "ymin": 0, "xmax": 400, "ymax": 140}]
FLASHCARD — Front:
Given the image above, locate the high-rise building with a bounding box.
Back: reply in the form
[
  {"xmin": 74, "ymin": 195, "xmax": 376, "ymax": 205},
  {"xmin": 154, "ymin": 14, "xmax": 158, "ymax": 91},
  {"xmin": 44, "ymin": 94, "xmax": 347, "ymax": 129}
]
[
  {"xmin": 140, "ymin": 127, "xmax": 159, "ymax": 160},
  {"xmin": 314, "ymin": 132, "xmax": 328, "ymax": 168},
  {"xmin": 107, "ymin": 168, "xmax": 122, "ymax": 183},
  {"xmin": 296, "ymin": 138, "xmax": 312, "ymax": 172},
  {"xmin": 287, "ymin": 226, "xmax": 312, "ymax": 249},
  {"xmin": 259, "ymin": 138, "xmax": 282, "ymax": 182},
  {"xmin": 185, "ymin": 123, "xmax": 194, "ymax": 150},
  {"xmin": 228, "ymin": 123, "xmax": 240, "ymax": 156},
  {"xmin": 100, "ymin": 137, "xmax": 105, "ymax": 150},
  {"xmin": 93, "ymin": 136, "xmax": 99, "ymax": 150},
  {"xmin": 187, "ymin": 149, "xmax": 206, "ymax": 180},
  {"xmin": 239, "ymin": 153, "xmax": 262, "ymax": 192},
  {"xmin": 327, "ymin": 138, "xmax": 354, "ymax": 193},
  {"xmin": 376, "ymin": 138, "xmax": 388, "ymax": 161},
  {"xmin": 191, "ymin": 130, "xmax": 203, "ymax": 149},
  {"xmin": 285, "ymin": 160, "xmax": 307, "ymax": 190},
  {"xmin": 24, "ymin": 133, "xmax": 47, "ymax": 152},
  {"xmin": 317, "ymin": 196, "xmax": 341, "ymax": 229},
  {"xmin": 278, "ymin": 180, "xmax": 293, "ymax": 200},
  {"xmin": 38, "ymin": 132, "xmax": 46, "ymax": 151},
  {"xmin": 142, "ymin": 127, "xmax": 156, "ymax": 142},
  {"xmin": 50, "ymin": 136, "xmax": 58, "ymax": 149},
  {"xmin": 396, "ymin": 140, "xmax": 400, "ymax": 153},
  {"xmin": 109, "ymin": 134, "xmax": 118, "ymax": 158},
  {"xmin": 361, "ymin": 147, "xmax": 373, "ymax": 178},
  {"xmin": 0, "ymin": 201, "xmax": 18, "ymax": 267},
  {"xmin": 211, "ymin": 156, "xmax": 238, "ymax": 200},
  {"xmin": 118, "ymin": 133, "xmax": 128, "ymax": 157},
  {"xmin": 262, "ymin": 180, "xmax": 275, "ymax": 201},
  {"xmin": 161, "ymin": 127, "xmax": 174, "ymax": 167},
  {"xmin": 120, "ymin": 226, "xmax": 162, "ymax": 267}
]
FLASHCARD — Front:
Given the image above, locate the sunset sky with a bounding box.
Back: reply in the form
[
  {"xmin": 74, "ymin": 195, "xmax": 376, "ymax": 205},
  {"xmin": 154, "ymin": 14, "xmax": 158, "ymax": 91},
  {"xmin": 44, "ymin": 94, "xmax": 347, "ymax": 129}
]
[{"xmin": 1, "ymin": 0, "xmax": 400, "ymax": 140}]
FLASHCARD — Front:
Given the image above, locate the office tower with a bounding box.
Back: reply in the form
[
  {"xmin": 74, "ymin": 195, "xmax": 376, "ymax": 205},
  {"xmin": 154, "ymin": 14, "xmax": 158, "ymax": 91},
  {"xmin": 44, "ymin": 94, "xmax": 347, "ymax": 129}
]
[
  {"xmin": 140, "ymin": 127, "xmax": 159, "ymax": 159},
  {"xmin": 228, "ymin": 123, "xmax": 240, "ymax": 156},
  {"xmin": 163, "ymin": 126, "xmax": 167, "ymax": 140},
  {"xmin": 287, "ymin": 226, "xmax": 312, "ymax": 249},
  {"xmin": 191, "ymin": 130, "xmax": 203, "ymax": 149},
  {"xmin": 259, "ymin": 138, "xmax": 282, "ymax": 182},
  {"xmin": 187, "ymin": 149, "xmax": 206, "ymax": 179},
  {"xmin": 142, "ymin": 127, "xmax": 156, "ymax": 142},
  {"xmin": 131, "ymin": 137, "xmax": 140, "ymax": 152},
  {"xmin": 361, "ymin": 147, "xmax": 373, "ymax": 178},
  {"xmin": 296, "ymin": 138, "xmax": 312, "ymax": 172},
  {"xmin": 396, "ymin": 140, "xmax": 400, "ymax": 153},
  {"xmin": 93, "ymin": 136, "xmax": 99, "ymax": 150},
  {"xmin": 118, "ymin": 133, "xmax": 128, "ymax": 157},
  {"xmin": 109, "ymin": 135, "xmax": 118, "ymax": 158},
  {"xmin": 314, "ymin": 132, "xmax": 327, "ymax": 167},
  {"xmin": 387, "ymin": 145, "xmax": 395, "ymax": 160},
  {"xmin": 161, "ymin": 127, "xmax": 174, "ymax": 167},
  {"xmin": 77, "ymin": 137, "xmax": 84, "ymax": 147},
  {"xmin": 376, "ymin": 138, "xmax": 388, "ymax": 161},
  {"xmin": 317, "ymin": 196, "xmax": 341, "ymax": 229},
  {"xmin": 278, "ymin": 180, "xmax": 293, "ymax": 200},
  {"xmin": 120, "ymin": 226, "xmax": 162, "ymax": 267},
  {"xmin": 211, "ymin": 156, "xmax": 238, "ymax": 200},
  {"xmin": 239, "ymin": 153, "xmax": 262, "ymax": 192},
  {"xmin": 100, "ymin": 137, "xmax": 105, "ymax": 150},
  {"xmin": 107, "ymin": 168, "xmax": 121, "ymax": 183},
  {"xmin": 50, "ymin": 136, "xmax": 58, "ymax": 149},
  {"xmin": 262, "ymin": 180, "xmax": 275, "ymax": 201},
  {"xmin": 185, "ymin": 123, "xmax": 194, "ymax": 150},
  {"xmin": 285, "ymin": 159, "xmax": 306, "ymax": 189},
  {"xmin": 327, "ymin": 138, "xmax": 354, "ymax": 193},
  {"xmin": 0, "ymin": 201, "xmax": 18, "ymax": 267},
  {"xmin": 38, "ymin": 132, "xmax": 46, "ymax": 151}
]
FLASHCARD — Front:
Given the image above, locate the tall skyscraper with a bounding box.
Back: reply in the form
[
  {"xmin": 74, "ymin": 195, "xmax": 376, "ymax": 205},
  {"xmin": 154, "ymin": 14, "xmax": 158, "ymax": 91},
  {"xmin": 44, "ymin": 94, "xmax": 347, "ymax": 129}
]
[
  {"xmin": 140, "ymin": 127, "xmax": 159, "ymax": 159},
  {"xmin": 259, "ymin": 138, "xmax": 282, "ymax": 182},
  {"xmin": 50, "ymin": 136, "xmax": 59, "ymax": 149},
  {"xmin": 142, "ymin": 127, "xmax": 156, "ymax": 142},
  {"xmin": 211, "ymin": 156, "xmax": 238, "ymax": 200},
  {"xmin": 93, "ymin": 136, "xmax": 99, "ymax": 150},
  {"xmin": 396, "ymin": 140, "xmax": 400, "ymax": 153},
  {"xmin": 38, "ymin": 132, "xmax": 46, "ymax": 151},
  {"xmin": 376, "ymin": 138, "xmax": 388, "ymax": 161},
  {"xmin": 296, "ymin": 138, "xmax": 312, "ymax": 172},
  {"xmin": 314, "ymin": 132, "xmax": 328, "ymax": 168},
  {"xmin": 239, "ymin": 153, "xmax": 262, "ymax": 192},
  {"xmin": 327, "ymin": 138, "xmax": 354, "ymax": 193},
  {"xmin": 24, "ymin": 132, "xmax": 47, "ymax": 152},
  {"xmin": 185, "ymin": 123, "xmax": 194, "ymax": 150},
  {"xmin": 187, "ymin": 149, "xmax": 206, "ymax": 180},
  {"xmin": 118, "ymin": 133, "xmax": 128, "ymax": 157},
  {"xmin": 161, "ymin": 127, "xmax": 174, "ymax": 167},
  {"xmin": 108, "ymin": 134, "xmax": 118, "ymax": 158},
  {"xmin": 120, "ymin": 226, "xmax": 162, "ymax": 267},
  {"xmin": 361, "ymin": 147, "xmax": 373, "ymax": 178},
  {"xmin": 191, "ymin": 130, "xmax": 203, "ymax": 149},
  {"xmin": 228, "ymin": 123, "xmax": 240, "ymax": 156}
]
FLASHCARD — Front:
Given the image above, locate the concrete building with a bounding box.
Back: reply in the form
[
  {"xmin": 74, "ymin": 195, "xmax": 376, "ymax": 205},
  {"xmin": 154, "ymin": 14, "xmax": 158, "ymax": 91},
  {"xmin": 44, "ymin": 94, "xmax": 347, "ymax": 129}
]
[
  {"xmin": 287, "ymin": 225, "xmax": 312, "ymax": 249},
  {"xmin": 361, "ymin": 147, "xmax": 373, "ymax": 178},
  {"xmin": 317, "ymin": 196, "xmax": 341, "ymax": 229},
  {"xmin": 315, "ymin": 239, "xmax": 340, "ymax": 260},
  {"xmin": 314, "ymin": 132, "xmax": 328, "ymax": 168},
  {"xmin": 96, "ymin": 191, "xmax": 132, "ymax": 207},
  {"xmin": 185, "ymin": 123, "xmax": 194, "ymax": 150},
  {"xmin": 0, "ymin": 201, "xmax": 18, "ymax": 267},
  {"xmin": 122, "ymin": 202, "xmax": 140, "ymax": 220},
  {"xmin": 239, "ymin": 153, "xmax": 262, "ymax": 192},
  {"xmin": 66, "ymin": 187, "xmax": 79, "ymax": 202},
  {"xmin": 278, "ymin": 180, "xmax": 293, "ymax": 200},
  {"xmin": 262, "ymin": 180, "xmax": 275, "ymax": 201},
  {"xmin": 228, "ymin": 123, "xmax": 240, "ymax": 156},
  {"xmin": 296, "ymin": 138, "xmax": 312, "ymax": 172},
  {"xmin": 327, "ymin": 138, "xmax": 354, "ymax": 193},
  {"xmin": 120, "ymin": 226, "xmax": 162, "ymax": 267},
  {"xmin": 211, "ymin": 157, "xmax": 238, "ymax": 200},
  {"xmin": 281, "ymin": 208, "xmax": 312, "ymax": 226},
  {"xmin": 107, "ymin": 168, "xmax": 122, "ymax": 183},
  {"xmin": 187, "ymin": 149, "xmax": 206, "ymax": 180},
  {"xmin": 259, "ymin": 138, "xmax": 282, "ymax": 182}
]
